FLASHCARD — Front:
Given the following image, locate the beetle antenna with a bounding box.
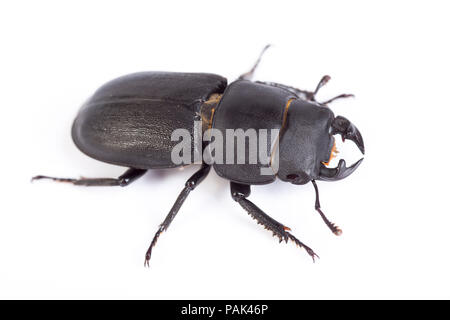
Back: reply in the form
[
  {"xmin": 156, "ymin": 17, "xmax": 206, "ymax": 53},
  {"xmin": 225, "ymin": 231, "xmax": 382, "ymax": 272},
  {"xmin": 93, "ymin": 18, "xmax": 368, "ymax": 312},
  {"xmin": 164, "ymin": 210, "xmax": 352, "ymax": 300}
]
[
  {"xmin": 313, "ymin": 75, "xmax": 331, "ymax": 95},
  {"xmin": 311, "ymin": 180, "xmax": 342, "ymax": 235}
]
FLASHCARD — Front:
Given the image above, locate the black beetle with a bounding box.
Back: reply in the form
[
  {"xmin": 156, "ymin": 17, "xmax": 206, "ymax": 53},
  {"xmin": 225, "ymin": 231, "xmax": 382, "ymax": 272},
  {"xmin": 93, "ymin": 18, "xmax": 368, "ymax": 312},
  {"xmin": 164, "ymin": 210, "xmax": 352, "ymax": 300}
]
[{"xmin": 33, "ymin": 46, "xmax": 364, "ymax": 265}]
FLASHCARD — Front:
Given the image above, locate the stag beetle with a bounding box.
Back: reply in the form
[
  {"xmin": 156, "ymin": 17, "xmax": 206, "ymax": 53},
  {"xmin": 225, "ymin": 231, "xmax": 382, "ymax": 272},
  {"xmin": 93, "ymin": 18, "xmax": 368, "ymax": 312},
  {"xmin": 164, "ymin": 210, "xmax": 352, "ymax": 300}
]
[{"xmin": 33, "ymin": 46, "xmax": 365, "ymax": 265}]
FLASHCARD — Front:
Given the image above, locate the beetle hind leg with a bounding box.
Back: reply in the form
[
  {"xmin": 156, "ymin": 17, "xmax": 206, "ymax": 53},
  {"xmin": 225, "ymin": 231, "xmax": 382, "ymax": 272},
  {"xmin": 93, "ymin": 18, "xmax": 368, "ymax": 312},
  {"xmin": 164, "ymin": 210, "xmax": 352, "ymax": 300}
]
[
  {"xmin": 31, "ymin": 168, "xmax": 147, "ymax": 187},
  {"xmin": 230, "ymin": 182, "xmax": 318, "ymax": 261},
  {"xmin": 311, "ymin": 180, "xmax": 342, "ymax": 235},
  {"xmin": 144, "ymin": 165, "xmax": 211, "ymax": 267}
]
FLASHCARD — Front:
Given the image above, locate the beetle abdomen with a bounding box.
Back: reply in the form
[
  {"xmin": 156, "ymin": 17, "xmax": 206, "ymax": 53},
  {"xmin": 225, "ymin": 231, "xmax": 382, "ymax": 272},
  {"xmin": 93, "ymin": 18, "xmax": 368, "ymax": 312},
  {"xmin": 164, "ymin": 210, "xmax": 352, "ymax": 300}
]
[{"xmin": 72, "ymin": 72, "xmax": 227, "ymax": 169}]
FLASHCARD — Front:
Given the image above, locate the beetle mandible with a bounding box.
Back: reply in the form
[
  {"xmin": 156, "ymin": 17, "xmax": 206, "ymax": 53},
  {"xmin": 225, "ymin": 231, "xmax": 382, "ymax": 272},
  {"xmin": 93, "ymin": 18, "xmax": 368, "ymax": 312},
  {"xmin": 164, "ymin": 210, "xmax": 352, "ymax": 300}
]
[{"xmin": 33, "ymin": 45, "xmax": 365, "ymax": 265}]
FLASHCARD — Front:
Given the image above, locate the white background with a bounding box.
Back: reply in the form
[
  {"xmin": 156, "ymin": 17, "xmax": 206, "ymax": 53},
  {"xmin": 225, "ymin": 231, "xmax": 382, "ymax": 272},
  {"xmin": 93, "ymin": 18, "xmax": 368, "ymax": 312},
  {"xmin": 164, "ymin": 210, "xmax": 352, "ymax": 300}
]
[{"xmin": 1, "ymin": 0, "xmax": 449, "ymax": 299}]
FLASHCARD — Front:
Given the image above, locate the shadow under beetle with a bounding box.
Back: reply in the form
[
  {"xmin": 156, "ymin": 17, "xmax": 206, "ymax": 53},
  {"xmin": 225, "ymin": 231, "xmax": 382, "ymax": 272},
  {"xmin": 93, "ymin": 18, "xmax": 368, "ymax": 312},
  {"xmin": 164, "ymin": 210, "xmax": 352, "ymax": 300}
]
[{"xmin": 33, "ymin": 46, "xmax": 365, "ymax": 265}]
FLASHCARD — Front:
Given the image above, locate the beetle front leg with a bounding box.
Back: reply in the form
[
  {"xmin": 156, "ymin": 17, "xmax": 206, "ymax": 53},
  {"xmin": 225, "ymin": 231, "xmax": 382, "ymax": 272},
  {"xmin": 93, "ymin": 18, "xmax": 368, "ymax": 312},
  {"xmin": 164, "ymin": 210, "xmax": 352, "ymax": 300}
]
[
  {"xmin": 31, "ymin": 168, "xmax": 147, "ymax": 187},
  {"xmin": 311, "ymin": 180, "xmax": 342, "ymax": 235},
  {"xmin": 230, "ymin": 182, "xmax": 318, "ymax": 261},
  {"xmin": 144, "ymin": 164, "xmax": 210, "ymax": 267},
  {"xmin": 320, "ymin": 93, "xmax": 354, "ymax": 105},
  {"xmin": 313, "ymin": 75, "xmax": 355, "ymax": 105},
  {"xmin": 258, "ymin": 75, "xmax": 331, "ymax": 101}
]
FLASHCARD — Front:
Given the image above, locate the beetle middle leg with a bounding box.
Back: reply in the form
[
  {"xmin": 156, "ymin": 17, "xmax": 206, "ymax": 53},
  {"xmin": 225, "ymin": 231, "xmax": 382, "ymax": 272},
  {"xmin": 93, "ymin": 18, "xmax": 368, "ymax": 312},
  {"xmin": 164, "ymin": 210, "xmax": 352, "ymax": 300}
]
[
  {"xmin": 230, "ymin": 182, "xmax": 318, "ymax": 261},
  {"xmin": 144, "ymin": 164, "xmax": 211, "ymax": 267},
  {"xmin": 31, "ymin": 168, "xmax": 147, "ymax": 187},
  {"xmin": 311, "ymin": 180, "xmax": 342, "ymax": 235},
  {"xmin": 238, "ymin": 44, "xmax": 271, "ymax": 81}
]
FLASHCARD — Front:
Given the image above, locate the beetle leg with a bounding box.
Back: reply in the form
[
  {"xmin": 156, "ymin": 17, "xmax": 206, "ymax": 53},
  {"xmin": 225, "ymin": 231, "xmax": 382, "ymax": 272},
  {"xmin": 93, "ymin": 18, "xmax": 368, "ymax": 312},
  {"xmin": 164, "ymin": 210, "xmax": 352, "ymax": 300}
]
[
  {"xmin": 311, "ymin": 180, "xmax": 342, "ymax": 235},
  {"xmin": 144, "ymin": 164, "xmax": 210, "ymax": 267},
  {"xmin": 258, "ymin": 75, "xmax": 351, "ymax": 104},
  {"xmin": 320, "ymin": 93, "xmax": 354, "ymax": 105},
  {"xmin": 31, "ymin": 168, "xmax": 147, "ymax": 187},
  {"xmin": 230, "ymin": 182, "xmax": 318, "ymax": 261},
  {"xmin": 256, "ymin": 81, "xmax": 312, "ymax": 100},
  {"xmin": 257, "ymin": 75, "xmax": 330, "ymax": 101},
  {"xmin": 238, "ymin": 44, "xmax": 271, "ymax": 80},
  {"xmin": 312, "ymin": 75, "xmax": 355, "ymax": 104}
]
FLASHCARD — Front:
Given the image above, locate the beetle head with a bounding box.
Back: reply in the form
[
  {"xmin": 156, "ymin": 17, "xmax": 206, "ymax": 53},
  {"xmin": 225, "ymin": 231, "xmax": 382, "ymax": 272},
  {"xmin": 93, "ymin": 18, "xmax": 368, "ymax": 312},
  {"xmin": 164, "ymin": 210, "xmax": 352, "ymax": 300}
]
[
  {"xmin": 317, "ymin": 115, "xmax": 365, "ymax": 181},
  {"xmin": 277, "ymin": 100, "xmax": 364, "ymax": 185}
]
